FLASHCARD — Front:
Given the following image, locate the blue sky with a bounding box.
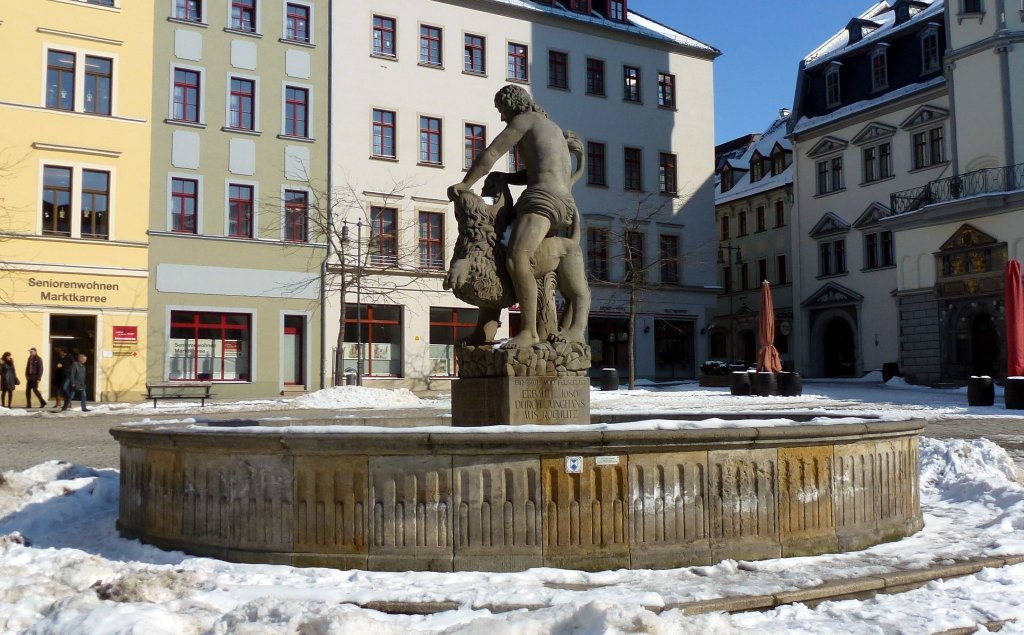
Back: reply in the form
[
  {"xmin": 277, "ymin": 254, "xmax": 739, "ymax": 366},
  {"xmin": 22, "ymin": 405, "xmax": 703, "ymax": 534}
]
[{"xmin": 629, "ymin": 0, "xmax": 878, "ymax": 144}]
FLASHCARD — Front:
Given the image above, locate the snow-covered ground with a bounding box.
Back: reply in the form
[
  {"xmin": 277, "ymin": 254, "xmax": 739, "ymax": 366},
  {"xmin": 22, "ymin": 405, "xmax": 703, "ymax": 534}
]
[{"xmin": 3, "ymin": 379, "xmax": 1024, "ymax": 633}]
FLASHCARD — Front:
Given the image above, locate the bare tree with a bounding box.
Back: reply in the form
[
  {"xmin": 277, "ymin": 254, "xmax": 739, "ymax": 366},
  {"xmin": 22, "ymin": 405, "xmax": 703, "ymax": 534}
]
[
  {"xmin": 265, "ymin": 168, "xmax": 432, "ymax": 386},
  {"xmin": 594, "ymin": 190, "xmax": 708, "ymax": 389}
]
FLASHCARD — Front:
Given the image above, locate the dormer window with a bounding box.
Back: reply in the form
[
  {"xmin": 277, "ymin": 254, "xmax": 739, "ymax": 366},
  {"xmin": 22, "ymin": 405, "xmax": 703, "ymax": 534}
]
[
  {"xmin": 750, "ymin": 153, "xmax": 764, "ymax": 182},
  {"xmin": 846, "ymin": 18, "xmax": 878, "ymax": 44},
  {"xmin": 871, "ymin": 45, "xmax": 889, "ymax": 92},
  {"xmin": 568, "ymin": 0, "xmax": 591, "ymax": 13},
  {"xmin": 962, "ymin": 0, "xmax": 982, "ymax": 13},
  {"xmin": 771, "ymin": 150, "xmax": 788, "ymax": 176},
  {"xmin": 608, "ymin": 0, "xmax": 626, "ymax": 20},
  {"xmin": 720, "ymin": 166, "xmax": 733, "ymax": 193},
  {"xmin": 825, "ymin": 62, "xmax": 842, "ymax": 108},
  {"xmin": 921, "ymin": 25, "xmax": 941, "ymax": 73}
]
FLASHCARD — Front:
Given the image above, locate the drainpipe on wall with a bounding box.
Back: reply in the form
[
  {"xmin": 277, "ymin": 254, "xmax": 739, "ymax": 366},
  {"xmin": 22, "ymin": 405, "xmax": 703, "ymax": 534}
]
[{"xmin": 319, "ymin": 0, "xmax": 335, "ymax": 391}]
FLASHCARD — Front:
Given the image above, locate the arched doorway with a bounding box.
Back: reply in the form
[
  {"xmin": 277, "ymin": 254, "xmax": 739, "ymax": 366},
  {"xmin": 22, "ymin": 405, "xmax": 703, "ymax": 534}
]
[
  {"xmin": 741, "ymin": 330, "xmax": 756, "ymax": 366},
  {"xmin": 971, "ymin": 313, "xmax": 999, "ymax": 377},
  {"xmin": 823, "ymin": 318, "xmax": 855, "ymax": 376}
]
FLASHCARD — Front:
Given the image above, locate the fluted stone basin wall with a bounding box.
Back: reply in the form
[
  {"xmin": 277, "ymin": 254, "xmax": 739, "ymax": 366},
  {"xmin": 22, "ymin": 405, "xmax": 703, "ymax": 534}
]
[{"xmin": 111, "ymin": 419, "xmax": 924, "ymax": 572}]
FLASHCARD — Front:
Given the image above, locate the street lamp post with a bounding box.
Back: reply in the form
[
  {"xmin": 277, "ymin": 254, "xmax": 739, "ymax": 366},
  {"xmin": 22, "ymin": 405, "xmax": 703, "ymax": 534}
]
[
  {"xmin": 717, "ymin": 243, "xmax": 742, "ymax": 363},
  {"xmin": 355, "ymin": 218, "xmax": 363, "ymax": 386}
]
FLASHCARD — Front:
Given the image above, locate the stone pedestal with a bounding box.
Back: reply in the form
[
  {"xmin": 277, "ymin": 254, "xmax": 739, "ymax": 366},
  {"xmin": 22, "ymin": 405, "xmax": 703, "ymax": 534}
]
[{"xmin": 452, "ymin": 375, "xmax": 590, "ymax": 426}]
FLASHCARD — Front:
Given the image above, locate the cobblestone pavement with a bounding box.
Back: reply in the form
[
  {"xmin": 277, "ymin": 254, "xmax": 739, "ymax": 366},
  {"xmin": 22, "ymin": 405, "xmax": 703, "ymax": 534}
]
[{"xmin": 3, "ymin": 406, "xmax": 1024, "ymax": 473}]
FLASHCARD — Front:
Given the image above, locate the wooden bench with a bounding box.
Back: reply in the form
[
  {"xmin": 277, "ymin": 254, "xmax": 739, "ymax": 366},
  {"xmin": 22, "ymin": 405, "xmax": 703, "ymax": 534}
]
[{"xmin": 145, "ymin": 381, "xmax": 214, "ymax": 407}]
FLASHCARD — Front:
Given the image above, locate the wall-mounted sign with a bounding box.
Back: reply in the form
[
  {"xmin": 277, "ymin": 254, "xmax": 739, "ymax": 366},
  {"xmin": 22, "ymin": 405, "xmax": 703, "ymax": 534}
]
[
  {"xmin": 565, "ymin": 456, "xmax": 583, "ymax": 474},
  {"xmin": 112, "ymin": 325, "xmax": 138, "ymax": 343}
]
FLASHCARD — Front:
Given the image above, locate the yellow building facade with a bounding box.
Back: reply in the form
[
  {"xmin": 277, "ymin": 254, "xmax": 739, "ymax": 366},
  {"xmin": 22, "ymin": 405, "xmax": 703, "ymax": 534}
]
[{"xmin": 0, "ymin": 0, "xmax": 152, "ymax": 402}]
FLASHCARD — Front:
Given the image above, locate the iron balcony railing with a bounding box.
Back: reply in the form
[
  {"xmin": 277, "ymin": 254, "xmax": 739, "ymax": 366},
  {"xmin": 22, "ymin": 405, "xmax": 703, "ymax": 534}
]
[{"xmin": 888, "ymin": 162, "xmax": 1024, "ymax": 216}]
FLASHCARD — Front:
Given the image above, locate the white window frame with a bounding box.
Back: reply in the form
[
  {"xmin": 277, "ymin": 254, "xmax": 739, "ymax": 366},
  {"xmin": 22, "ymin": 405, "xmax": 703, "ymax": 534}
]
[
  {"xmin": 920, "ymin": 25, "xmax": 941, "ymax": 73},
  {"xmin": 38, "ymin": 160, "xmax": 118, "ymax": 240},
  {"xmin": 41, "ymin": 44, "xmax": 120, "ymax": 116},
  {"xmin": 825, "ymin": 62, "xmax": 841, "ymax": 108},
  {"xmin": 870, "ymin": 44, "xmax": 889, "ymax": 92}
]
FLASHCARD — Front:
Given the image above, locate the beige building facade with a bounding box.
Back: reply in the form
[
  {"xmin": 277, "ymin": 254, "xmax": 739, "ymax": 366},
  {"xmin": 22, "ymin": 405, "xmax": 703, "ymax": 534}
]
[
  {"xmin": 146, "ymin": 0, "xmax": 328, "ymax": 398},
  {"xmin": 328, "ymin": 0, "xmax": 720, "ymax": 389}
]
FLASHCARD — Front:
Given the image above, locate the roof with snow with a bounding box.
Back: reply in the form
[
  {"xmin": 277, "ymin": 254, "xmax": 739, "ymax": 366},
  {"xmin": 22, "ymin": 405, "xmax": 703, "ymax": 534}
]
[
  {"xmin": 716, "ymin": 114, "xmax": 794, "ymax": 204},
  {"xmin": 479, "ymin": 0, "xmax": 720, "ymax": 58},
  {"xmin": 804, "ymin": 0, "xmax": 943, "ymax": 70}
]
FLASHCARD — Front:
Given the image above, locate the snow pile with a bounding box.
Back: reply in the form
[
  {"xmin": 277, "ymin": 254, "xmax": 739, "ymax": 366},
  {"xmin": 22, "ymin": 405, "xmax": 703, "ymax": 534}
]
[
  {"xmin": 290, "ymin": 386, "xmax": 422, "ymax": 410},
  {"xmin": 3, "ymin": 437, "xmax": 1024, "ymax": 633}
]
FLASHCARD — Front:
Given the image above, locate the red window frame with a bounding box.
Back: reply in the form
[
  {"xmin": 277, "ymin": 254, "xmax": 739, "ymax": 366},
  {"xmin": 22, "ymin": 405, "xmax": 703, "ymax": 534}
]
[
  {"xmin": 464, "ymin": 123, "xmax": 486, "ymax": 169},
  {"xmin": 548, "ymin": 50, "xmax": 568, "ymax": 89},
  {"xmin": 587, "ymin": 228, "xmax": 609, "ymax": 281},
  {"xmin": 228, "ymin": 183, "xmax": 253, "ymax": 238},
  {"xmin": 420, "ymin": 25, "xmax": 442, "ymax": 66},
  {"xmin": 372, "ymin": 109, "xmax": 396, "ymax": 158},
  {"xmin": 42, "ymin": 166, "xmax": 73, "ymax": 236},
  {"xmin": 370, "ymin": 206, "xmax": 397, "ymax": 265},
  {"xmin": 343, "ymin": 305, "xmax": 401, "ymax": 377},
  {"xmin": 285, "ymin": 3, "xmax": 310, "ymax": 43},
  {"xmin": 658, "ymin": 72, "xmax": 676, "ymax": 108},
  {"xmin": 46, "ymin": 50, "xmax": 76, "ymax": 111},
  {"xmin": 586, "ymin": 58, "xmax": 605, "ymax": 95},
  {"xmin": 587, "ymin": 141, "xmax": 606, "ymax": 186},
  {"xmin": 429, "ymin": 307, "xmax": 477, "ymax": 376},
  {"xmin": 659, "ymin": 152, "xmax": 677, "ymax": 194},
  {"xmin": 419, "ymin": 211, "xmax": 444, "ymax": 269},
  {"xmin": 509, "ymin": 145, "xmax": 525, "ymax": 172},
  {"xmin": 169, "ymin": 311, "xmax": 251, "ymax": 381},
  {"xmin": 419, "ymin": 116, "xmax": 442, "ymax": 164},
  {"xmin": 81, "ymin": 169, "xmax": 110, "ymax": 239},
  {"xmin": 373, "ymin": 15, "xmax": 396, "ymax": 57},
  {"xmin": 464, "ymin": 34, "xmax": 485, "ymax": 74},
  {"xmin": 569, "ymin": 0, "xmax": 591, "ymax": 13},
  {"xmin": 624, "ymin": 146, "xmax": 642, "ymax": 190},
  {"xmin": 285, "ymin": 86, "xmax": 308, "ymax": 137},
  {"xmin": 173, "ymin": 68, "xmax": 200, "ymax": 122},
  {"xmin": 284, "ymin": 189, "xmax": 308, "ymax": 242},
  {"xmin": 171, "ymin": 177, "xmax": 197, "ymax": 234},
  {"xmin": 507, "ymin": 42, "xmax": 528, "ymax": 81},
  {"xmin": 660, "ymin": 234, "xmax": 679, "ymax": 284},
  {"xmin": 231, "ymin": 0, "xmax": 256, "ymax": 32},
  {"xmin": 623, "ymin": 65, "xmax": 641, "ymax": 102},
  {"xmin": 175, "ymin": 0, "xmax": 202, "ymax": 22},
  {"xmin": 229, "ymin": 77, "xmax": 255, "ymax": 130}
]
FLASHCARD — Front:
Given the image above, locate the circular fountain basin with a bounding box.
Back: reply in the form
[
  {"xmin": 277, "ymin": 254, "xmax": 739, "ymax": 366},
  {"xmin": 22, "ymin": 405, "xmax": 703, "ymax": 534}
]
[{"xmin": 111, "ymin": 416, "xmax": 924, "ymax": 572}]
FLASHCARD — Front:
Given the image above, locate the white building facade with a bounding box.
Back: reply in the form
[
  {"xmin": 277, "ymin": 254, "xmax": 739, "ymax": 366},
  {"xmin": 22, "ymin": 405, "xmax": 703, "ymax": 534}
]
[
  {"xmin": 328, "ymin": 0, "xmax": 720, "ymax": 390},
  {"xmin": 790, "ymin": 0, "xmax": 1024, "ymax": 383}
]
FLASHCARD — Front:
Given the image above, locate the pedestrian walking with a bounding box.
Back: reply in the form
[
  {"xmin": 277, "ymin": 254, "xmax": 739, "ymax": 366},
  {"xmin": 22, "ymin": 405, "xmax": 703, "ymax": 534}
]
[
  {"xmin": 1, "ymin": 352, "xmax": 20, "ymax": 408},
  {"xmin": 55, "ymin": 347, "xmax": 74, "ymax": 409},
  {"xmin": 62, "ymin": 353, "xmax": 90, "ymax": 412},
  {"xmin": 24, "ymin": 347, "xmax": 46, "ymax": 408}
]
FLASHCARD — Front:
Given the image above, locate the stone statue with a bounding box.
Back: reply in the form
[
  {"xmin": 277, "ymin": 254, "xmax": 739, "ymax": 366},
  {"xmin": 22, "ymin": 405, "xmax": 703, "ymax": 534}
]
[{"xmin": 446, "ymin": 85, "xmax": 591, "ymax": 351}]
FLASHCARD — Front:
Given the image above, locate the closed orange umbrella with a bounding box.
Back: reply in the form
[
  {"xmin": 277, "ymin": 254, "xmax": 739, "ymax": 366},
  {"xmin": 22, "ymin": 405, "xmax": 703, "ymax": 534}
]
[{"xmin": 757, "ymin": 280, "xmax": 783, "ymax": 373}]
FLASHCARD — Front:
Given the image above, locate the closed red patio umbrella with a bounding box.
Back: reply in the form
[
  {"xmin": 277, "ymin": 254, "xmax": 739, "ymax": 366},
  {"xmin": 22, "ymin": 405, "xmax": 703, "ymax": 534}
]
[
  {"xmin": 757, "ymin": 280, "xmax": 783, "ymax": 373},
  {"xmin": 1007, "ymin": 260, "xmax": 1024, "ymax": 377}
]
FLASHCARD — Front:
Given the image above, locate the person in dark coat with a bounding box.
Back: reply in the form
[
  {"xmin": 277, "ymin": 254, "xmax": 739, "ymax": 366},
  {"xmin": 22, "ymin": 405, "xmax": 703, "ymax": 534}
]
[
  {"xmin": 0, "ymin": 352, "xmax": 19, "ymax": 408},
  {"xmin": 62, "ymin": 354, "xmax": 90, "ymax": 412},
  {"xmin": 55, "ymin": 347, "xmax": 75, "ymax": 409},
  {"xmin": 25, "ymin": 347, "xmax": 46, "ymax": 408}
]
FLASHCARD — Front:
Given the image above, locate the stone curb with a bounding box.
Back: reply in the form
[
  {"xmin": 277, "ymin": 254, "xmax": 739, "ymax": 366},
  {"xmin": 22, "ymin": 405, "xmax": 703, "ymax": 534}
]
[{"xmin": 349, "ymin": 554, "xmax": 1024, "ymax": 617}]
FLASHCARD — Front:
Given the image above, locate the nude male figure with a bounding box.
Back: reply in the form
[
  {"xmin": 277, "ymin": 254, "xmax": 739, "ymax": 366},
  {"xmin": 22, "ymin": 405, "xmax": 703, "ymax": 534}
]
[{"xmin": 447, "ymin": 85, "xmax": 589, "ymax": 349}]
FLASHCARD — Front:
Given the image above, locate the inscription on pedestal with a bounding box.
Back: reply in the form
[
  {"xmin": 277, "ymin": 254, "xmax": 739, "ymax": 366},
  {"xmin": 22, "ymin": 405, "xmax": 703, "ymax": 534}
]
[{"xmin": 452, "ymin": 376, "xmax": 591, "ymax": 426}]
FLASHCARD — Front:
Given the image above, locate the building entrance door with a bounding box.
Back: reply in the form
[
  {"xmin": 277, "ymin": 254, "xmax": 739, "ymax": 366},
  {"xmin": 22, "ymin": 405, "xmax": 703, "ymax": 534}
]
[
  {"xmin": 49, "ymin": 315, "xmax": 96, "ymax": 401},
  {"xmin": 823, "ymin": 318, "xmax": 855, "ymax": 377},
  {"xmin": 283, "ymin": 315, "xmax": 305, "ymax": 386}
]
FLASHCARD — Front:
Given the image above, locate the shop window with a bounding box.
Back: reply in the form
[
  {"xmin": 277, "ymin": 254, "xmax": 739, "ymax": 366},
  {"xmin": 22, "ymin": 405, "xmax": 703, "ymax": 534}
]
[
  {"xmin": 342, "ymin": 304, "xmax": 402, "ymax": 376},
  {"xmin": 169, "ymin": 311, "xmax": 252, "ymax": 381},
  {"xmin": 429, "ymin": 307, "xmax": 479, "ymax": 376}
]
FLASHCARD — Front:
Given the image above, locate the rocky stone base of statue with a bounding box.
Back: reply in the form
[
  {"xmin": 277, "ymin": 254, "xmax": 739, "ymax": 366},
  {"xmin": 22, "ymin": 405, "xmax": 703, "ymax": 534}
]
[
  {"xmin": 452, "ymin": 375, "xmax": 590, "ymax": 426},
  {"xmin": 456, "ymin": 342, "xmax": 591, "ymax": 378}
]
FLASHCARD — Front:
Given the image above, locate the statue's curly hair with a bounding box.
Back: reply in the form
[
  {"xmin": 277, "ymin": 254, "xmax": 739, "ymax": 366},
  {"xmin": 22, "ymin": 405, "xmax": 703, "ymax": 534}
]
[{"xmin": 494, "ymin": 84, "xmax": 548, "ymax": 118}]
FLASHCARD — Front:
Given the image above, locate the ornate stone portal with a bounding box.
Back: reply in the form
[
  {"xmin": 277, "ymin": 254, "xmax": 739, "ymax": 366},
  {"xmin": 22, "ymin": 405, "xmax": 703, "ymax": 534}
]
[{"xmin": 445, "ymin": 85, "xmax": 592, "ymax": 425}]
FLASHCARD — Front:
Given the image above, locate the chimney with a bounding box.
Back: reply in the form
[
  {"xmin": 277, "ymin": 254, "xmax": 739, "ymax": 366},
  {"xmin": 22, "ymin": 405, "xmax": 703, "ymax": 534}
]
[{"xmin": 779, "ymin": 107, "xmax": 791, "ymax": 118}]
